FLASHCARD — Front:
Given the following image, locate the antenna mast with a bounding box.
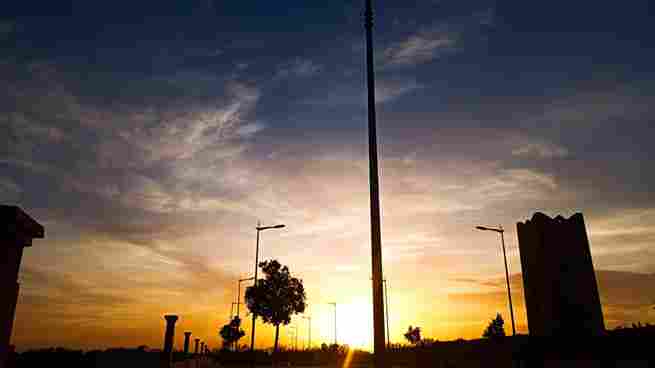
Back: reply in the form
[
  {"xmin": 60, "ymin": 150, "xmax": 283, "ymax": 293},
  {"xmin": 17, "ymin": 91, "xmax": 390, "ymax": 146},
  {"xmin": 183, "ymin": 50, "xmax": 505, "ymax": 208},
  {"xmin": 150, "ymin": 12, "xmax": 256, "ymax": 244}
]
[{"xmin": 364, "ymin": 0, "xmax": 387, "ymax": 367}]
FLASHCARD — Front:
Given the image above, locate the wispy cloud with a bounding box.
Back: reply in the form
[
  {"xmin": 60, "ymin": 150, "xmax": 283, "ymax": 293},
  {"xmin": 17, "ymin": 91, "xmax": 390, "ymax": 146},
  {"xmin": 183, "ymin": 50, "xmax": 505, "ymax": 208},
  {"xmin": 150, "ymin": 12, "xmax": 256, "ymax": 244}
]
[
  {"xmin": 302, "ymin": 77, "xmax": 421, "ymax": 107},
  {"xmin": 275, "ymin": 58, "xmax": 323, "ymax": 79},
  {"xmin": 375, "ymin": 78, "xmax": 423, "ymax": 103},
  {"xmin": 383, "ymin": 29, "xmax": 456, "ymax": 67},
  {"xmin": 381, "ymin": 8, "xmax": 495, "ymax": 68},
  {"xmin": 511, "ymin": 141, "xmax": 569, "ymax": 159},
  {"xmin": 585, "ymin": 209, "xmax": 655, "ymax": 271}
]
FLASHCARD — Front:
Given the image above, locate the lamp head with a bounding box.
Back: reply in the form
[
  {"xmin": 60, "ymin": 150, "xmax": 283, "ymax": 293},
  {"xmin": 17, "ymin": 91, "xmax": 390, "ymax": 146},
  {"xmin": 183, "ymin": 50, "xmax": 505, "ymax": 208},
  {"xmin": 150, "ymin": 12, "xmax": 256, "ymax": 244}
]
[
  {"xmin": 257, "ymin": 224, "xmax": 286, "ymax": 231},
  {"xmin": 476, "ymin": 225, "xmax": 503, "ymax": 233}
]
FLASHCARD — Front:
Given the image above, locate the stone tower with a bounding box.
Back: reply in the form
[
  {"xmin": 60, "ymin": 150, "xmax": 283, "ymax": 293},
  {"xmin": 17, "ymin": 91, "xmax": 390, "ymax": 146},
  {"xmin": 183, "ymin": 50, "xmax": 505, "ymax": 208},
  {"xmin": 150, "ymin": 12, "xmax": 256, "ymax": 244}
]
[
  {"xmin": 0, "ymin": 206, "xmax": 44, "ymax": 368},
  {"xmin": 516, "ymin": 212, "xmax": 605, "ymax": 336}
]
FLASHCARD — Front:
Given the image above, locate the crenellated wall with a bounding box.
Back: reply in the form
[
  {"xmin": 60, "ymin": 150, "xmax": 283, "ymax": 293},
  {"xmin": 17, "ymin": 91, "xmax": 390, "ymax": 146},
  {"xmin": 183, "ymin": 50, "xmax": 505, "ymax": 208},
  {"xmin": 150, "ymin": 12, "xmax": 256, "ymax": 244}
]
[{"xmin": 517, "ymin": 212, "xmax": 605, "ymax": 336}]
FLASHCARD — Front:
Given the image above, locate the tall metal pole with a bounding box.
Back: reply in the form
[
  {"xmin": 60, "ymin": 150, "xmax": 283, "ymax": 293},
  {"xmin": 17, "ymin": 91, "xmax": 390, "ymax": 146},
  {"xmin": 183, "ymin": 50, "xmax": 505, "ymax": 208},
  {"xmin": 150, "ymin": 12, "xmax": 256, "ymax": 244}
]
[
  {"xmin": 308, "ymin": 317, "xmax": 311, "ymax": 350},
  {"xmin": 289, "ymin": 326, "xmax": 298, "ymax": 351},
  {"xmin": 329, "ymin": 302, "xmax": 337, "ymax": 345},
  {"xmin": 237, "ymin": 277, "xmax": 254, "ymax": 321},
  {"xmin": 247, "ymin": 224, "xmax": 284, "ymax": 365},
  {"xmin": 364, "ymin": 0, "xmax": 386, "ymax": 366},
  {"xmin": 231, "ymin": 302, "xmax": 239, "ymax": 320},
  {"xmin": 476, "ymin": 225, "xmax": 517, "ymax": 336},
  {"xmin": 232, "ymin": 297, "xmax": 243, "ymax": 351},
  {"xmin": 500, "ymin": 228, "xmax": 516, "ymax": 336},
  {"xmin": 383, "ymin": 279, "xmax": 390, "ymax": 348},
  {"xmin": 250, "ymin": 225, "xmax": 261, "ymax": 365},
  {"xmin": 302, "ymin": 315, "xmax": 312, "ymax": 350},
  {"xmin": 237, "ymin": 281, "xmax": 241, "ymax": 320}
]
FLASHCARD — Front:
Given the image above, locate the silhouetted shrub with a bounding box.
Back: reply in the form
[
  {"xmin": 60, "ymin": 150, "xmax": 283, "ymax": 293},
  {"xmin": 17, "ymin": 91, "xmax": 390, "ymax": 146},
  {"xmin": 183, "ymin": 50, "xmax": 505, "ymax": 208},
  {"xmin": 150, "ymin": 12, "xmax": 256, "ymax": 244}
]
[{"xmin": 483, "ymin": 313, "xmax": 506, "ymax": 339}]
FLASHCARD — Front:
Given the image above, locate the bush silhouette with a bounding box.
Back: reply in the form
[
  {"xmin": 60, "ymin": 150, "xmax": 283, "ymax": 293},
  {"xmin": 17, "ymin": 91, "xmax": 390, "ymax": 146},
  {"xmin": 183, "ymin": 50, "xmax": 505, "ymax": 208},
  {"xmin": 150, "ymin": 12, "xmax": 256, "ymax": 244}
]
[
  {"xmin": 482, "ymin": 313, "xmax": 506, "ymax": 339},
  {"xmin": 219, "ymin": 316, "xmax": 245, "ymax": 350},
  {"xmin": 404, "ymin": 326, "xmax": 421, "ymax": 345}
]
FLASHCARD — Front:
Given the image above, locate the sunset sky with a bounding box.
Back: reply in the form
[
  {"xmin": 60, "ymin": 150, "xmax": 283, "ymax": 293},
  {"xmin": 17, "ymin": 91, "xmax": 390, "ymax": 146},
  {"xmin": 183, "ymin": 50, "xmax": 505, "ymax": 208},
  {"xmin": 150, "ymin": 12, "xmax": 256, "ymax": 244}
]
[{"xmin": 2, "ymin": 0, "xmax": 655, "ymax": 352}]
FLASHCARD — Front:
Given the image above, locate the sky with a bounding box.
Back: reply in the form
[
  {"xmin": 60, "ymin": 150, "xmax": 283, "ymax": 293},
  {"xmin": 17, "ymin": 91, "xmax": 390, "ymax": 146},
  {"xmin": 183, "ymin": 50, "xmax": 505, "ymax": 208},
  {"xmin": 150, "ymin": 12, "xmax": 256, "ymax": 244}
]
[{"xmin": 2, "ymin": 0, "xmax": 655, "ymax": 352}]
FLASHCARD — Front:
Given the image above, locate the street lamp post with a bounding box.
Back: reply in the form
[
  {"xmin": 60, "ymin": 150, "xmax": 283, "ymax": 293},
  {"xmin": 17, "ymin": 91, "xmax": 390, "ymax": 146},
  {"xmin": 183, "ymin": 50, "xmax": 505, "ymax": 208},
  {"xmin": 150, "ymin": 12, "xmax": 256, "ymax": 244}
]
[
  {"xmin": 294, "ymin": 326, "xmax": 299, "ymax": 351},
  {"xmin": 383, "ymin": 279, "xmax": 390, "ymax": 348},
  {"xmin": 231, "ymin": 302, "xmax": 239, "ymax": 320},
  {"xmin": 237, "ymin": 276, "xmax": 254, "ymax": 320},
  {"xmin": 475, "ymin": 225, "xmax": 516, "ymax": 336},
  {"xmin": 250, "ymin": 223, "xmax": 285, "ymax": 364},
  {"xmin": 301, "ymin": 315, "xmax": 312, "ymax": 350},
  {"xmin": 287, "ymin": 326, "xmax": 298, "ymax": 351},
  {"xmin": 329, "ymin": 302, "xmax": 337, "ymax": 346},
  {"xmin": 235, "ymin": 276, "xmax": 254, "ymax": 351}
]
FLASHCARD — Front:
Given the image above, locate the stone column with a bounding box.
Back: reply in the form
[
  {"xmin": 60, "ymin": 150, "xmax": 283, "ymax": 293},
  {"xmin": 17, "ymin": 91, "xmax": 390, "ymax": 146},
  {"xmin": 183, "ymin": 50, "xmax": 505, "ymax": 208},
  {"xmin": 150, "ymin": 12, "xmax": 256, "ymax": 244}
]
[
  {"xmin": 183, "ymin": 332, "xmax": 191, "ymax": 354},
  {"xmin": 162, "ymin": 315, "xmax": 178, "ymax": 367},
  {"xmin": 0, "ymin": 206, "xmax": 44, "ymax": 368},
  {"xmin": 200, "ymin": 342, "xmax": 204, "ymax": 354},
  {"xmin": 194, "ymin": 338, "xmax": 200, "ymax": 354},
  {"xmin": 517, "ymin": 212, "xmax": 605, "ymax": 336}
]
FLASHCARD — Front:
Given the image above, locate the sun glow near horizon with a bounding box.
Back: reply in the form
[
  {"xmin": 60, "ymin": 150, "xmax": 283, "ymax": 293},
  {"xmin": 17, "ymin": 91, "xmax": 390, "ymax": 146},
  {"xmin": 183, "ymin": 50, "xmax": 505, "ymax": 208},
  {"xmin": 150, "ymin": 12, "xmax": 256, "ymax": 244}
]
[{"xmin": 310, "ymin": 297, "xmax": 374, "ymax": 351}]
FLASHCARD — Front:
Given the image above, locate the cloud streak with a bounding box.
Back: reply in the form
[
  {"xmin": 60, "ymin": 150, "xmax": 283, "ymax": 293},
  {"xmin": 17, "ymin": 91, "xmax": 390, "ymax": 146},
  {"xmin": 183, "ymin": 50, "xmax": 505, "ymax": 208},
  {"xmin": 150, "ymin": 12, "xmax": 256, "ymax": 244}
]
[
  {"xmin": 383, "ymin": 29, "xmax": 456, "ymax": 67},
  {"xmin": 375, "ymin": 78, "xmax": 423, "ymax": 103},
  {"xmin": 275, "ymin": 58, "xmax": 323, "ymax": 79},
  {"xmin": 511, "ymin": 141, "xmax": 569, "ymax": 159}
]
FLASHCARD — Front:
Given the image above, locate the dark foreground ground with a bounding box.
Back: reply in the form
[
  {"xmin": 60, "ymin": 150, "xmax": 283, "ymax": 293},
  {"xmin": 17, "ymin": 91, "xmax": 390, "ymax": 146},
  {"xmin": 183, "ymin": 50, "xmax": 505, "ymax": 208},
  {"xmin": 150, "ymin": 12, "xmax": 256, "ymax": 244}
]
[{"xmin": 8, "ymin": 327, "xmax": 655, "ymax": 368}]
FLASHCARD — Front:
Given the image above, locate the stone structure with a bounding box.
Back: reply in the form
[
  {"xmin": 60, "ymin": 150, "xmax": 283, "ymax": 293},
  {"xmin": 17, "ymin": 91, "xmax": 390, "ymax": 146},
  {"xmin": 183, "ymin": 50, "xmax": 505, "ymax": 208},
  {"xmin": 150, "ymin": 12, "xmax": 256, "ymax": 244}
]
[
  {"xmin": 0, "ymin": 206, "xmax": 44, "ymax": 368},
  {"xmin": 516, "ymin": 212, "xmax": 605, "ymax": 336},
  {"xmin": 162, "ymin": 315, "xmax": 178, "ymax": 366},
  {"xmin": 194, "ymin": 338, "xmax": 200, "ymax": 354},
  {"xmin": 200, "ymin": 341, "xmax": 204, "ymax": 354},
  {"xmin": 183, "ymin": 332, "xmax": 191, "ymax": 354}
]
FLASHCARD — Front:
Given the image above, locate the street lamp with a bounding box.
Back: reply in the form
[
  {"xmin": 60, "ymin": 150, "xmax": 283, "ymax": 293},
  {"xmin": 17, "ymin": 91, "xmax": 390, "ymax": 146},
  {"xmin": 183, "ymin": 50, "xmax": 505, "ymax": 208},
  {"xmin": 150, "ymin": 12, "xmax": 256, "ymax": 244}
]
[
  {"xmin": 328, "ymin": 302, "xmax": 337, "ymax": 346},
  {"xmin": 288, "ymin": 325, "xmax": 298, "ymax": 351},
  {"xmin": 250, "ymin": 223, "xmax": 285, "ymax": 361},
  {"xmin": 231, "ymin": 275, "xmax": 252, "ymax": 352},
  {"xmin": 475, "ymin": 225, "xmax": 516, "ymax": 336},
  {"xmin": 237, "ymin": 276, "xmax": 254, "ymax": 320},
  {"xmin": 301, "ymin": 315, "xmax": 312, "ymax": 350}
]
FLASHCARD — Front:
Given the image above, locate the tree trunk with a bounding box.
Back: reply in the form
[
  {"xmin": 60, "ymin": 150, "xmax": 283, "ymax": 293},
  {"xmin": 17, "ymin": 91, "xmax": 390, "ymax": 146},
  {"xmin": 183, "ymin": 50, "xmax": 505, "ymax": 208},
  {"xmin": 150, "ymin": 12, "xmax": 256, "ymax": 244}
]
[
  {"xmin": 273, "ymin": 324, "xmax": 280, "ymax": 368},
  {"xmin": 274, "ymin": 324, "xmax": 280, "ymax": 352}
]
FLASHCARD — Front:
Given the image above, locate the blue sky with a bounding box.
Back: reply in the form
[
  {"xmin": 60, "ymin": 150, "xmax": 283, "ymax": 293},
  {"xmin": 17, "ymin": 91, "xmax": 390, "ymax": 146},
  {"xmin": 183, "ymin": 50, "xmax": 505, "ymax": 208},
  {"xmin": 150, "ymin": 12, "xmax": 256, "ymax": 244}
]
[{"xmin": 2, "ymin": 0, "xmax": 654, "ymax": 350}]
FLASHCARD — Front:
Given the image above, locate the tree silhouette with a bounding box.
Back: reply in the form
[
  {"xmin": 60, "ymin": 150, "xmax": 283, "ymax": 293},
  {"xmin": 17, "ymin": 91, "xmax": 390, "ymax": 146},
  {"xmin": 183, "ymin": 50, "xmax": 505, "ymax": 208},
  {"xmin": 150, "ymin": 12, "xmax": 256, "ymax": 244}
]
[
  {"xmin": 245, "ymin": 259, "xmax": 306, "ymax": 354},
  {"xmin": 482, "ymin": 313, "xmax": 506, "ymax": 339},
  {"xmin": 219, "ymin": 316, "xmax": 245, "ymax": 350},
  {"xmin": 404, "ymin": 325, "xmax": 421, "ymax": 345}
]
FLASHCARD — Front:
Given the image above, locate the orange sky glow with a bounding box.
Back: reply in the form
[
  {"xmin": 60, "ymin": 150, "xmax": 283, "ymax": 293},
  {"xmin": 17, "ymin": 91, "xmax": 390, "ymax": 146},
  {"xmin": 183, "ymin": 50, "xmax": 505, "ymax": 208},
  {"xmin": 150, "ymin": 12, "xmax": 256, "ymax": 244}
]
[{"xmin": 3, "ymin": 1, "xmax": 655, "ymax": 353}]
